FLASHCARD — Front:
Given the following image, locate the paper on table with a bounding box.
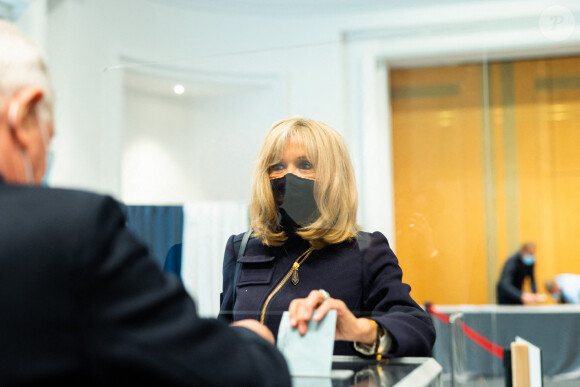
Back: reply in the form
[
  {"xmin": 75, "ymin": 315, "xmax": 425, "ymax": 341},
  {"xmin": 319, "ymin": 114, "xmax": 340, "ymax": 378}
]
[{"xmin": 277, "ymin": 309, "xmax": 337, "ymax": 378}]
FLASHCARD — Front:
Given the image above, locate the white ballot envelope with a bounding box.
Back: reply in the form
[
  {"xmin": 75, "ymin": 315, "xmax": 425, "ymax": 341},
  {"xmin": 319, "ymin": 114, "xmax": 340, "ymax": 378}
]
[{"xmin": 277, "ymin": 309, "xmax": 337, "ymax": 379}]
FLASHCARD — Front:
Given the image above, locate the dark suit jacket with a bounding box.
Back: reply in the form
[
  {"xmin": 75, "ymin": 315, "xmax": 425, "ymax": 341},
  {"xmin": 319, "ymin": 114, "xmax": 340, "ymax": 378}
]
[
  {"xmin": 0, "ymin": 176, "xmax": 290, "ymax": 386},
  {"xmin": 219, "ymin": 212, "xmax": 436, "ymax": 357},
  {"xmin": 496, "ymin": 252, "xmax": 536, "ymax": 305}
]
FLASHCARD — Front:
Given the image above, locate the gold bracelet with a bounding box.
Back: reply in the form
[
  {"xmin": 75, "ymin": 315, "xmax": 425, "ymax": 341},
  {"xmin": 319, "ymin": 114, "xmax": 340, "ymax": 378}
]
[{"xmin": 367, "ymin": 319, "xmax": 384, "ymax": 360}]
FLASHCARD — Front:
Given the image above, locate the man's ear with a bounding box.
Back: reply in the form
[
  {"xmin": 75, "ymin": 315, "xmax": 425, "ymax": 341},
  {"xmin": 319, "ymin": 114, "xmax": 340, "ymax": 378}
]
[{"xmin": 6, "ymin": 87, "xmax": 44, "ymax": 146}]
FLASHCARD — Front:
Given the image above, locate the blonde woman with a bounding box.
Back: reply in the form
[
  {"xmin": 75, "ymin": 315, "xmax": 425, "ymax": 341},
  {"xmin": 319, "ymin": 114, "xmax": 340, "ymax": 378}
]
[{"xmin": 219, "ymin": 118, "xmax": 435, "ymax": 357}]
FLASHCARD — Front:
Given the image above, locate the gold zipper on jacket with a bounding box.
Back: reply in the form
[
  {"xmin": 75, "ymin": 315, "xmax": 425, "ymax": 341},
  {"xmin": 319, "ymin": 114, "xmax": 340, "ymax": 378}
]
[{"xmin": 260, "ymin": 247, "xmax": 314, "ymax": 324}]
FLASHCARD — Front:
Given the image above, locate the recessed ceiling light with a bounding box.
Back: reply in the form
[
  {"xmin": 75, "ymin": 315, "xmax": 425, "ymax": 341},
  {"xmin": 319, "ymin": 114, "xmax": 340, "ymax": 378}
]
[{"xmin": 173, "ymin": 84, "xmax": 185, "ymax": 95}]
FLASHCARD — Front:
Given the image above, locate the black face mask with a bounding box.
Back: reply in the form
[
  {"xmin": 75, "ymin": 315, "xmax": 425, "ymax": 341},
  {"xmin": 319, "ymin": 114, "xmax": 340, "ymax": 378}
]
[{"xmin": 270, "ymin": 173, "xmax": 319, "ymax": 227}]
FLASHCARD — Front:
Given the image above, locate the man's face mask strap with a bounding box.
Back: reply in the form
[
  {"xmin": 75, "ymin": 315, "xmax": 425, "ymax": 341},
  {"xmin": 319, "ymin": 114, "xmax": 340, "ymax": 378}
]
[{"xmin": 39, "ymin": 122, "xmax": 53, "ymax": 186}]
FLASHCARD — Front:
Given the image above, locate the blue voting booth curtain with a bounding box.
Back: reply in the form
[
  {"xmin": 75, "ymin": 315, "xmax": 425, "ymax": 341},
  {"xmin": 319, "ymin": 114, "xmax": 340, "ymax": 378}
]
[{"xmin": 122, "ymin": 205, "xmax": 183, "ymax": 276}]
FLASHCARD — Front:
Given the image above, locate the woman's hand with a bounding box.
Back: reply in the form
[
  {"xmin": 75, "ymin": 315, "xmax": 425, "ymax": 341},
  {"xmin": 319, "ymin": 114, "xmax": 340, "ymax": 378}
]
[{"xmin": 288, "ymin": 289, "xmax": 377, "ymax": 345}]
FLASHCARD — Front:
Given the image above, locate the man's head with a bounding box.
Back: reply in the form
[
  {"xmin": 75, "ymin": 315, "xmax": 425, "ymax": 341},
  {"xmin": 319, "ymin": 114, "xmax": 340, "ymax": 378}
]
[
  {"xmin": 544, "ymin": 279, "xmax": 560, "ymax": 295},
  {"xmin": 518, "ymin": 241, "xmax": 537, "ymax": 266},
  {"xmin": 520, "ymin": 242, "xmax": 536, "ymax": 256},
  {"xmin": 0, "ymin": 20, "xmax": 54, "ymax": 184}
]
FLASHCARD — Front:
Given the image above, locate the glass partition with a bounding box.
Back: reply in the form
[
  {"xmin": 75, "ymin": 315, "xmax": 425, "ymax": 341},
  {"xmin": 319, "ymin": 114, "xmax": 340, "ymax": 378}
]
[{"xmin": 82, "ymin": 2, "xmax": 580, "ymax": 385}]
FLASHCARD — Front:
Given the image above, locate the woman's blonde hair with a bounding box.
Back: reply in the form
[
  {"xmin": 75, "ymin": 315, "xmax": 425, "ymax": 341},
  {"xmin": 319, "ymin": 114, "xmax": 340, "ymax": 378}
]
[{"xmin": 250, "ymin": 117, "xmax": 360, "ymax": 249}]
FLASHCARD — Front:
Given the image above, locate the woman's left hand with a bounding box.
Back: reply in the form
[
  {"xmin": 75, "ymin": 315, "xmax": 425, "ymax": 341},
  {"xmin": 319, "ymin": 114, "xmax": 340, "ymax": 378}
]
[{"xmin": 288, "ymin": 289, "xmax": 376, "ymax": 345}]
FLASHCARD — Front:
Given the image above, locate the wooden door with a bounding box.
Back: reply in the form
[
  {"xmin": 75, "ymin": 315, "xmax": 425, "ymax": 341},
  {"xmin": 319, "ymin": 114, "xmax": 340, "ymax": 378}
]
[
  {"xmin": 391, "ymin": 56, "xmax": 580, "ymax": 305},
  {"xmin": 512, "ymin": 57, "xmax": 580, "ymax": 293},
  {"xmin": 391, "ymin": 64, "xmax": 488, "ymax": 304}
]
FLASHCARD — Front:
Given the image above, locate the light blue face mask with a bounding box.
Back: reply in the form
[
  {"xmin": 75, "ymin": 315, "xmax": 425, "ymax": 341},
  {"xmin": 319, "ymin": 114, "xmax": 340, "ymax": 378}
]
[
  {"xmin": 39, "ymin": 122, "xmax": 53, "ymax": 186},
  {"xmin": 522, "ymin": 254, "xmax": 535, "ymax": 266},
  {"xmin": 42, "ymin": 150, "xmax": 54, "ymax": 187}
]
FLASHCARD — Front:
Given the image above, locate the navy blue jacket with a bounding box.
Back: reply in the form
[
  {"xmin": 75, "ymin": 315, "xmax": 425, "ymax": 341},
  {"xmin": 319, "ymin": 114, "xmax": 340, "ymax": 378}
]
[
  {"xmin": 219, "ymin": 214, "xmax": 436, "ymax": 357},
  {"xmin": 0, "ymin": 176, "xmax": 290, "ymax": 386},
  {"xmin": 496, "ymin": 252, "xmax": 537, "ymax": 305}
]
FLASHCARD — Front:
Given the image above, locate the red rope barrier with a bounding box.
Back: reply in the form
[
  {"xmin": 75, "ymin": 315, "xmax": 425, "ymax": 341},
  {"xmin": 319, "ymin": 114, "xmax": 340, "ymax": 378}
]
[
  {"xmin": 426, "ymin": 304, "xmax": 450, "ymax": 324},
  {"xmin": 459, "ymin": 321, "xmax": 504, "ymax": 359},
  {"xmin": 426, "ymin": 304, "xmax": 504, "ymax": 360}
]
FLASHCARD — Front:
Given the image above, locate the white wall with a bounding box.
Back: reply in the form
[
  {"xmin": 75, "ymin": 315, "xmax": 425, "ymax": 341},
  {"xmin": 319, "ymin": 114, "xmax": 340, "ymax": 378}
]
[
  {"xmin": 122, "ymin": 76, "xmax": 279, "ymax": 204},
  {"xmin": 34, "ymin": 0, "xmax": 580, "ymax": 236},
  {"xmin": 45, "ymin": 0, "xmax": 347, "ymax": 195},
  {"xmin": 122, "ymin": 85, "xmax": 193, "ymax": 204}
]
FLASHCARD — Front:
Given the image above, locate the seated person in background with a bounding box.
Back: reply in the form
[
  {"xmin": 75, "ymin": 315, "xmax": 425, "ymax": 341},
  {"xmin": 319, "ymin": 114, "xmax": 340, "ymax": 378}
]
[
  {"xmin": 545, "ymin": 274, "xmax": 580, "ymax": 304},
  {"xmin": 219, "ymin": 117, "xmax": 436, "ymax": 358},
  {"xmin": 164, "ymin": 242, "xmax": 183, "ymax": 276},
  {"xmin": 0, "ymin": 20, "xmax": 290, "ymax": 386},
  {"xmin": 497, "ymin": 242, "xmax": 544, "ymax": 305}
]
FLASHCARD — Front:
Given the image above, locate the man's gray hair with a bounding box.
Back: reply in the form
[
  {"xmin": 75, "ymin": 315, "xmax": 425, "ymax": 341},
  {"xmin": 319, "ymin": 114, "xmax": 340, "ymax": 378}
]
[{"xmin": 0, "ymin": 20, "xmax": 54, "ymax": 123}]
